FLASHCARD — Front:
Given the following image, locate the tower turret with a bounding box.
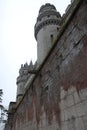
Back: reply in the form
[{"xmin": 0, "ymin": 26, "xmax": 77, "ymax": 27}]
[
  {"xmin": 16, "ymin": 63, "xmax": 30, "ymax": 102},
  {"xmin": 16, "ymin": 61, "xmax": 37, "ymax": 103},
  {"xmin": 34, "ymin": 3, "xmax": 61, "ymax": 66}
]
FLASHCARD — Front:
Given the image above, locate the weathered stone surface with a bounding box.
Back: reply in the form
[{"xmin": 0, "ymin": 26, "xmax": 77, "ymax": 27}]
[
  {"xmin": 5, "ymin": 0, "xmax": 87, "ymax": 130},
  {"xmin": 73, "ymin": 91, "xmax": 80, "ymax": 104}
]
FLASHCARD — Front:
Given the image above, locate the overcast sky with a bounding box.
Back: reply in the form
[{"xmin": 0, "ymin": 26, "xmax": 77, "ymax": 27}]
[{"xmin": 0, "ymin": 0, "xmax": 71, "ymax": 109}]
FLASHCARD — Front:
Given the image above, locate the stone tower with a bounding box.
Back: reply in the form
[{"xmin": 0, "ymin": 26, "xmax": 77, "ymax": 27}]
[
  {"xmin": 16, "ymin": 61, "xmax": 37, "ymax": 102},
  {"xmin": 34, "ymin": 3, "xmax": 61, "ymax": 66},
  {"xmin": 16, "ymin": 63, "xmax": 29, "ymax": 102}
]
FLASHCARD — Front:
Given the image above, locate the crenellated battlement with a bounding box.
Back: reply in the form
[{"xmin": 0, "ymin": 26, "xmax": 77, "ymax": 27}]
[{"xmin": 17, "ymin": 61, "xmax": 37, "ymax": 83}]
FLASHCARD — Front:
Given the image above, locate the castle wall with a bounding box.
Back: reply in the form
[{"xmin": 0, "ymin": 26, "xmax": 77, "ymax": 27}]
[{"xmin": 5, "ymin": 0, "xmax": 87, "ymax": 130}]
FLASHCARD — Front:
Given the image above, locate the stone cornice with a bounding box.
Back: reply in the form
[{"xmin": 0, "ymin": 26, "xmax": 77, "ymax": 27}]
[
  {"xmin": 34, "ymin": 18, "xmax": 61, "ymax": 40},
  {"xmin": 37, "ymin": 10, "xmax": 61, "ymax": 22}
]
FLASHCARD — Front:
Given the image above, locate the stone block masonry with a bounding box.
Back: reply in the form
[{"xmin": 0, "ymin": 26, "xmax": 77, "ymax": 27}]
[{"xmin": 4, "ymin": 0, "xmax": 87, "ymax": 130}]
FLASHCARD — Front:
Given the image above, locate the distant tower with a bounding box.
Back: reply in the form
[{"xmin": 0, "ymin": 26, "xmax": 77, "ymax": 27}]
[
  {"xmin": 34, "ymin": 3, "xmax": 61, "ymax": 65},
  {"xmin": 16, "ymin": 63, "xmax": 29, "ymax": 102},
  {"xmin": 16, "ymin": 61, "xmax": 37, "ymax": 103}
]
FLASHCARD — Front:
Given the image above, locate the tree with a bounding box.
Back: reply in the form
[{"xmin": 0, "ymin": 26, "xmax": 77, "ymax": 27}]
[
  {"xmin": 0, "ymin": 89, "xmax": 3, "ymax": 103},
  {"xmin": 0, "ymin": 89, "xmax": 8, "ymax": 124}
]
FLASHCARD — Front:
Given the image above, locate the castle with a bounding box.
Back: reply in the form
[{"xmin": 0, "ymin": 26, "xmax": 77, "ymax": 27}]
[{"xmin": 5, "ymin": 0, "xmax": 87, "ymax": 130}]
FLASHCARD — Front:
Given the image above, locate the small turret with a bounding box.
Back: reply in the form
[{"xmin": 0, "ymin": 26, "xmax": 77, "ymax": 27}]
[
  {"xmin": 16, "ymin": 61, "xmax": 37, "ymax": 103},
  {"xmin": 16, "ymin": 63, "xmax": 29, "ymax": 102},
  {"xmin": 34, "ymin": 3, "xmax": 61, "ymax": 66}
]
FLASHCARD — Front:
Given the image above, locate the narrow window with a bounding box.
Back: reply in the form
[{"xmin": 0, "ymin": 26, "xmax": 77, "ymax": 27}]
[
  {"xmin": 50, "ymin": 34, "xmax": 53, "ymax": 42},
  {"xmin": 57, "ymin": 27, "xmax": 59, "ymax": 31}
]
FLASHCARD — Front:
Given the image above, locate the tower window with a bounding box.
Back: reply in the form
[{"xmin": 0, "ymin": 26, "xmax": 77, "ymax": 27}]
[
  {"xmin": 57, "ymin": 27, "xmax": 59, "ymax": 31},
  {"xmin": 51, "ymin": 34, "xmax": 53, "ymax": 38},
  {"xmin": 47, "ymin": 15, "xmax": 50, "ymax": 17},
  {"xmin": 50, "ymin": 34, "xmax": 53, "ymax": 41}
]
